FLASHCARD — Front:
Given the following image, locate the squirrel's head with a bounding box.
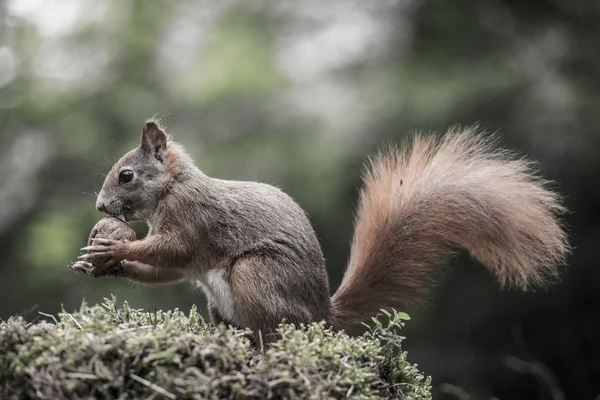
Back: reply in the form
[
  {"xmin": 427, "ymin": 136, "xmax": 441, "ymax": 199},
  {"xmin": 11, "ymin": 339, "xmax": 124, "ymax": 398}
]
[{"xmin": 96, "ymin": 121, "xmax": 169, "ymax": 222}]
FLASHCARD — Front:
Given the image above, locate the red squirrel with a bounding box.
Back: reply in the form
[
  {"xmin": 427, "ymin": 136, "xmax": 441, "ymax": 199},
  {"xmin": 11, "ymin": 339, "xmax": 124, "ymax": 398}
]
[{"xmin": 78, "ymin": 119, "xmax": 569, "ymax": 343}]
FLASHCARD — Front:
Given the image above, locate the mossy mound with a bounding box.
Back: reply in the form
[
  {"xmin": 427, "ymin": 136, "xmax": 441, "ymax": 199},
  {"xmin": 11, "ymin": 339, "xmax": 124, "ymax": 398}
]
[{"xmin": 0, "ymin": 298, "xmax": 431, "ymax": 399}]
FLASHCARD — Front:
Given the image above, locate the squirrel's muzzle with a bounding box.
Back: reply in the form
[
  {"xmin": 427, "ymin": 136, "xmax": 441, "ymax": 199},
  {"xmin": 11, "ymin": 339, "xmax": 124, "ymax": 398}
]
[{"xmin": 96, "ymin": 201, "xmax": 107, "ymax": 214}]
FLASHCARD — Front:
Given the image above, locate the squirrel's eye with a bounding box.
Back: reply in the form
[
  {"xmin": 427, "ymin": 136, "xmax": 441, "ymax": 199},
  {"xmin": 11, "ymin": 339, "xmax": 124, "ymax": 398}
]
[{"xmin": 119, "ymin": 170, "xmax": 134, "ymax": 184}]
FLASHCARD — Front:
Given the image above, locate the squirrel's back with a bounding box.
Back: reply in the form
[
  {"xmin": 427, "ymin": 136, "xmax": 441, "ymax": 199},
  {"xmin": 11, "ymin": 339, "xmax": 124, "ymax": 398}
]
[{"xmin": 204, "ymin": 178, "xmax": 325, "ymax": 264}]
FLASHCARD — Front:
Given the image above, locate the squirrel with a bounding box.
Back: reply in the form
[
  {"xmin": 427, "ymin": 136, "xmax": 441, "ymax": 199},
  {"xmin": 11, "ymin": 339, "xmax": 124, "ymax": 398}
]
[{"xmin": 79, "ymin": 119, "xmax": 569, "ymax": 343}]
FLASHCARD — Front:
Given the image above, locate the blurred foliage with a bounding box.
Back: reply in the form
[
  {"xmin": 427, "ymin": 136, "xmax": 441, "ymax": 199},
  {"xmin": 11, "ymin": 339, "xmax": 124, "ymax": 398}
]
[{"xmin": 0, "ymin": 0, "xmax": 599, "ymax": 398}]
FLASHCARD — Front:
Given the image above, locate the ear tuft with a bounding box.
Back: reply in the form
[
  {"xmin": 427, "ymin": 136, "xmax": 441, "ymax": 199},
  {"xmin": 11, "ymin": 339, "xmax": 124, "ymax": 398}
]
[{"xmin": 140, "ymin": 120, "xmax": 167, "ymax": 162}]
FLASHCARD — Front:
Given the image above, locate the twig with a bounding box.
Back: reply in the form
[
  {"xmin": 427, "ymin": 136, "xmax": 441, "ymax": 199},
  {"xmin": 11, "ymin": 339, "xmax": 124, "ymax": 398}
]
[
  {"xmin": 258, "ymin": 329, "xmax": 264, "ymax": 355},
  {"xmin": 38, "ymin": 312, "xmax": 58, "ymax": 325},
  {"xmin": 268, "ymin": 378, "xmax": 296, "ymax": 388},
  {"xmin": 65, "ymin": 373, "xmax": 98, "ymax": 380},
  {"xmin": 438, "ymin": 383, "xmax": 471, "ymax": 400},
  {"xmin": 129, "ymin": 373, "xmax": 176, "ymax": 400},
  {"xmin": 294, "ymin": 366, "xmax": 310, "ymax": 386},
  {"xmin": 503, "ymin": 355, "xmax": 566, "ymax": 400},
  {"xmin": 66, "ymin": 313, "xmax": 83, "ymax": 330},
  {"xmin": 506, "ymin": 324, "xmax": 566, "ymax": 400}
]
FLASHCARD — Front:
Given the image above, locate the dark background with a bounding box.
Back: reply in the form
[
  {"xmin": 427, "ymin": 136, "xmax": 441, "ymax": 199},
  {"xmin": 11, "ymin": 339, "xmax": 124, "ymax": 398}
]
[{"xmin": 1, "ymin": 0, "xmax": 599, "ymax": 398}]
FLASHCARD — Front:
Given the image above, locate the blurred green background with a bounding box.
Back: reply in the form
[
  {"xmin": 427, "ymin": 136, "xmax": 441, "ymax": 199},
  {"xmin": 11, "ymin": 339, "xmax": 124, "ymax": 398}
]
[{"xmin": 1, "ymin": 0, "xmax": 599, "ymax": 398}]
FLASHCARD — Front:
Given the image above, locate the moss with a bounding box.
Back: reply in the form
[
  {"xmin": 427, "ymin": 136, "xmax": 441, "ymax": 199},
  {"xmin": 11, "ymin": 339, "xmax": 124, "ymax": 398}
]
[{"xmin": 0, "ymin": 298, "xmax": 431, "ymax": 399}]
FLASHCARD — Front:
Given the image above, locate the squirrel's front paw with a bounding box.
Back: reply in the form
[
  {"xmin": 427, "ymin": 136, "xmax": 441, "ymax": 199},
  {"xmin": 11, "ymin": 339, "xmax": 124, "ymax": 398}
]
[
  {"xmin": 70, "ymin": 261, "xmax": 108, "ymax": 278},
  {"xmin": 70, "ymin": 260, "xmax": 125, "ymax": 278},
  {"xmin": 79, "ymin": 238, "xmax": 125, "ymax": 269},
  {"xmin": 70, "ymin": 261, "xmax": 95, "ymax": 274}
]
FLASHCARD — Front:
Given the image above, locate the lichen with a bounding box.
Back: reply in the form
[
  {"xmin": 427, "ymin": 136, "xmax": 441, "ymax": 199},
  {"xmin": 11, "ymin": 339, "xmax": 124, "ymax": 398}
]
[{"xmin": 0, "ymin": 298, "xmax": 431, "ymax": 399}]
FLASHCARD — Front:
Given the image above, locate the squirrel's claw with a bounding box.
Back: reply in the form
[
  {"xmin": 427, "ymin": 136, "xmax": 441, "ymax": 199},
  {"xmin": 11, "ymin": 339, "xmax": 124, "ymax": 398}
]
[
  {"xmin": 81, "ymin": 238, "xmax": 123, "ymax": 253},
  {"xmin": 70, "ymin": 260, "xmax": 124, "ymax": 278},
  {"xmin": 70, "ymin": 261, "xmax": 105, "ymax": 278},
  {"xmin": 79, "ymin": 237, "xmax": 126, "ymax": 269},
  {"xmin": 79, "ymin": 251, "xmax": 102, "ymax": 259},
  {"xmin": 70, "ymin": 261, "xmax": 93, "ymax": 273},
  {"xmin": 80, "ymin": 245, "xmax": 108, "ymax": 253},
  {"xmin": 78, "ymin": 249, "xmax": 121, "ymax": 269},
  {"xmin": 91, "ymin": 238, "xmax": 122, "ymax": 246}
]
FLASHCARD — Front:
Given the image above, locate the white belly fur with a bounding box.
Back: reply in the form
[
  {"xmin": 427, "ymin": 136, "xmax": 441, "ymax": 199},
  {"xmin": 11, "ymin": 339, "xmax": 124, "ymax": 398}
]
[{"xmin": 194, "ymin": 269, "xmax": 239, "ymax": 325}]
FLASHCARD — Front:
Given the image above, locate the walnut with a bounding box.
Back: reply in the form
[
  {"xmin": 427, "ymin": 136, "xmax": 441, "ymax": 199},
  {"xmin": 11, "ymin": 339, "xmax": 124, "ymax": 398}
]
[
  {"xmin": 70, "ymin": 217, "xmax": 136, "ymax": 277},
  {"xmin": 86, "ymin": 217, "xmax": 137, "ymax": 245}
]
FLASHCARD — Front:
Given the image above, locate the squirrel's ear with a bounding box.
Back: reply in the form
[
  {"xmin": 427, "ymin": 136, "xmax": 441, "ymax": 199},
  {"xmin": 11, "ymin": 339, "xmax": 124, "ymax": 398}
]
[{"xmin": 140, "ymin": 121, "xmax": 167, "ymax": 162}]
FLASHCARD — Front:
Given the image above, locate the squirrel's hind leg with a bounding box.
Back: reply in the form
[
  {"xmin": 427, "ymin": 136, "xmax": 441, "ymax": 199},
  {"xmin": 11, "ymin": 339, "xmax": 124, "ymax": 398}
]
[{"xmin": 230, "ymin": 255, "xmax": 327, "ymax": 349}]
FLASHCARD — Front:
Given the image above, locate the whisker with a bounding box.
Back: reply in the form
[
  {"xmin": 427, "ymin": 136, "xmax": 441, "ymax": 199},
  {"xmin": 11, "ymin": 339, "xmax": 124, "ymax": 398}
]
[
  {"xmin": 109, "ymin": 138, "xmax": 118, "ymax": 165},
  {"xmin": 98, "ymin": 155, "xmax": 111, "ymax": 169},
  {"xmin": 152, "ymin": 112, "xmax": 171, "ymax": 126}
]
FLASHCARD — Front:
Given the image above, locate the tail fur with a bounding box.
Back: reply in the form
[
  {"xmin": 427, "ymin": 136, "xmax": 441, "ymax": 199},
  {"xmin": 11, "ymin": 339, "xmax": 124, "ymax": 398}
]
[{"xmin": 331, "ymin": 126, "xmax": 569, "ymax": 330}]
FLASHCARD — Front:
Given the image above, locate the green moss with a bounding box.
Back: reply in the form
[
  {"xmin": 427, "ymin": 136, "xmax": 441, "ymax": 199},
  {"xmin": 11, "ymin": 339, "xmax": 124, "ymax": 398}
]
[{"xmin": 0, "ymin": 298, "xmax": 431, "ymax": 399}]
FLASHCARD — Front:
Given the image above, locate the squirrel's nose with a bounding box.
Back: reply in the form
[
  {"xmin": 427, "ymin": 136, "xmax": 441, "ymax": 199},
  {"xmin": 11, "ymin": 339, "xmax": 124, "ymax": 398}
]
[{"xmin": 96, "ymin": 202, "xmax": 107, "ymax": 213}]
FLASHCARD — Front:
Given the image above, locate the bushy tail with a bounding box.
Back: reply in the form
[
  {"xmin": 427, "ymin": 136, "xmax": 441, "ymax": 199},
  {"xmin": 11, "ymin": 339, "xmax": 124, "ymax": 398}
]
[{"xmin": 331, "ymin": 126, "xmax": 569, "ymax": 331}]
